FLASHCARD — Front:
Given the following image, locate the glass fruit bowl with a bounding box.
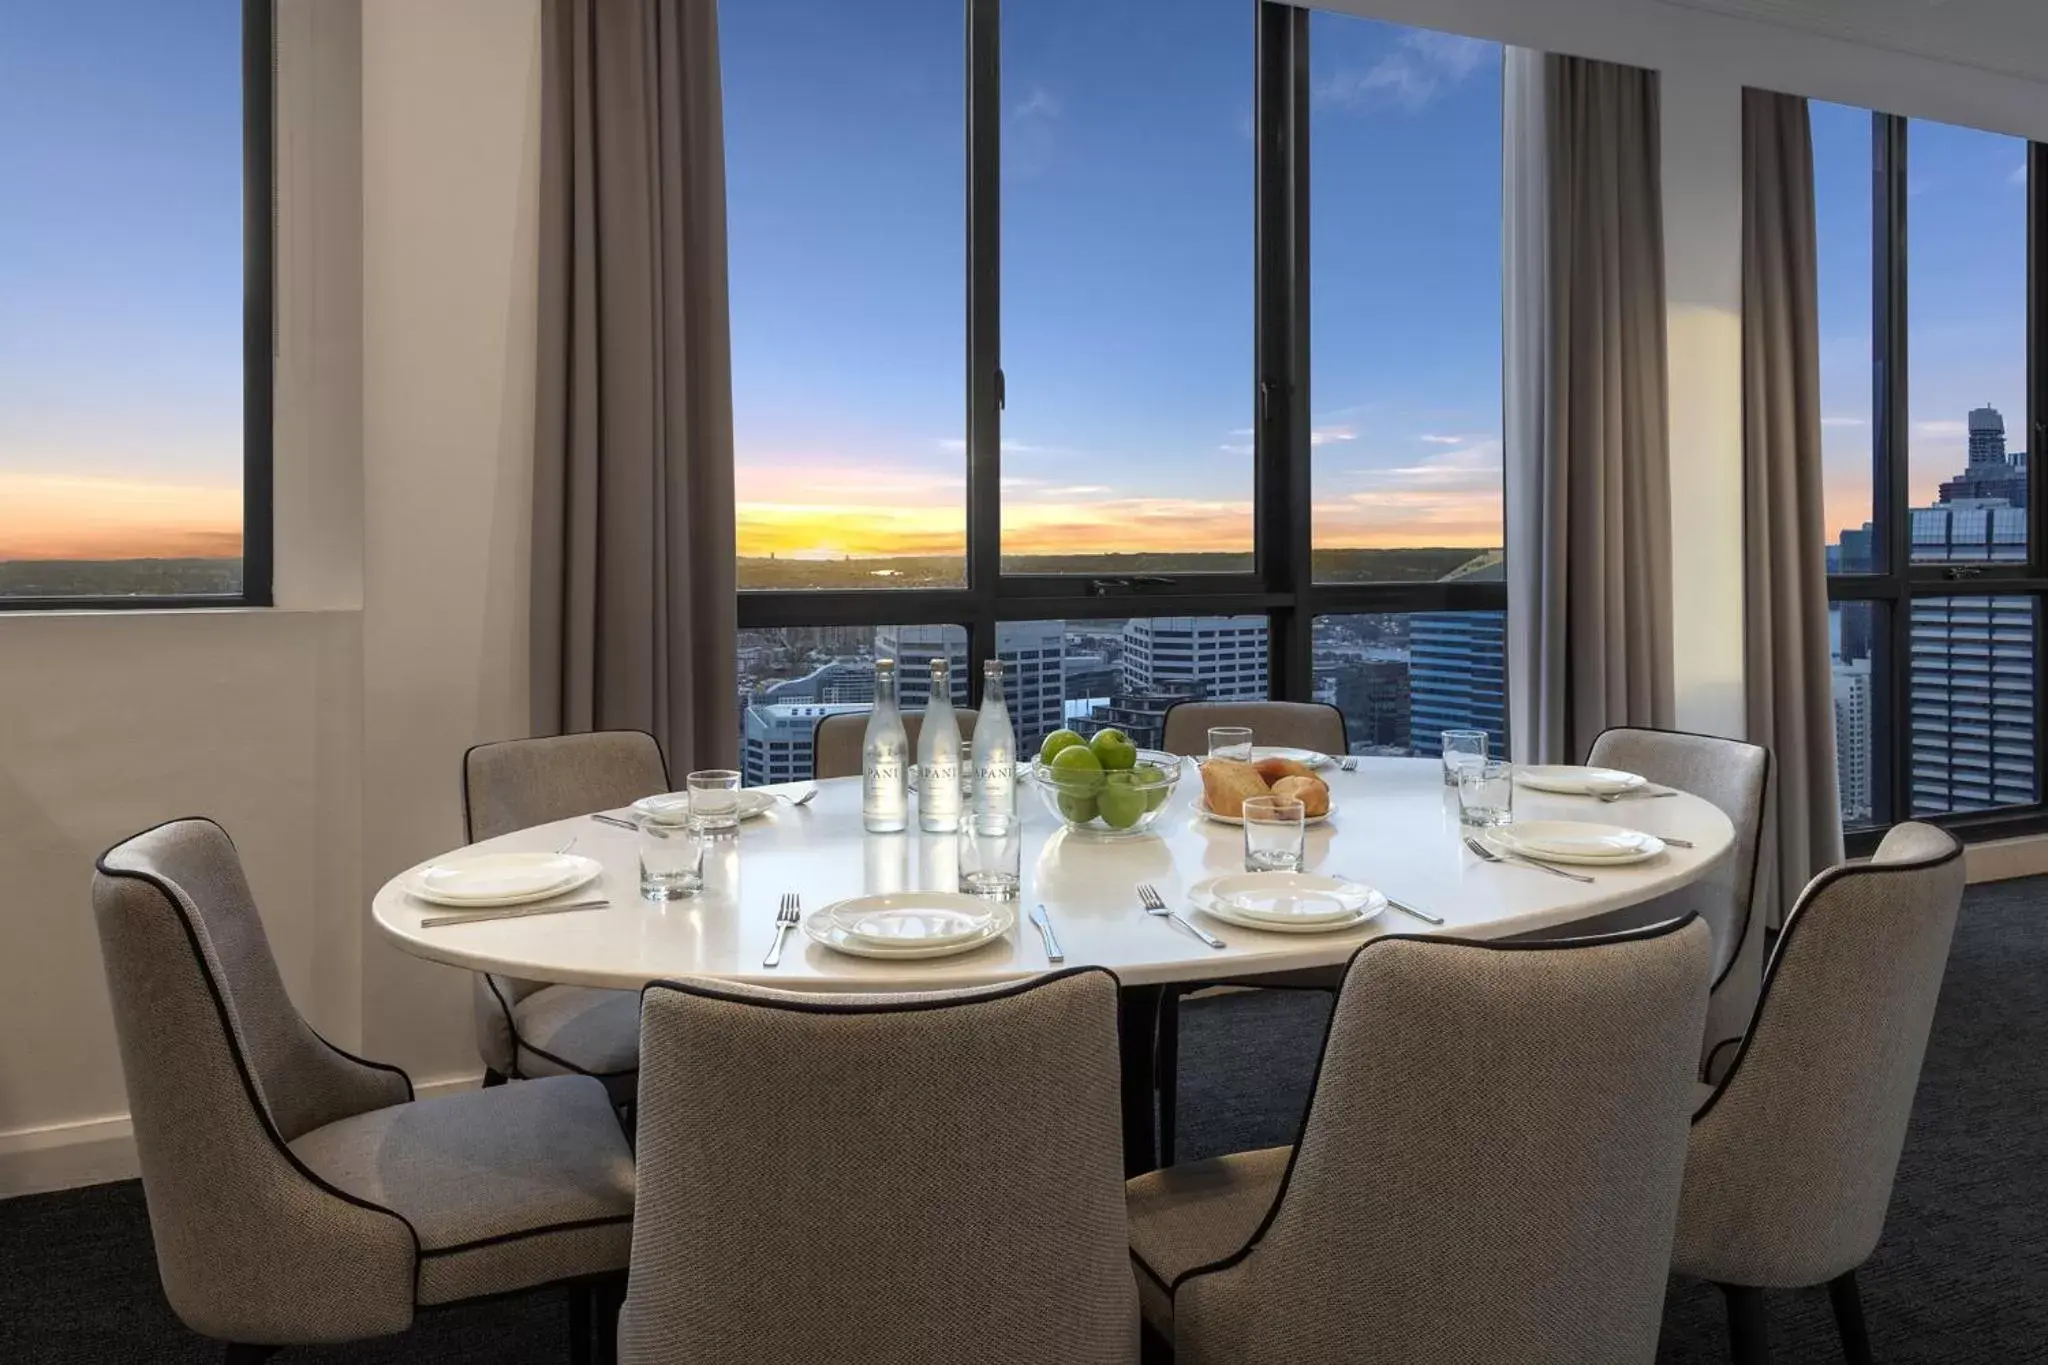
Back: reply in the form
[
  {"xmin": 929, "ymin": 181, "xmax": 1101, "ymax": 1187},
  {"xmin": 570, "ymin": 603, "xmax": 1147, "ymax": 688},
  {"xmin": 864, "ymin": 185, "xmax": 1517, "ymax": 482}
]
[{"xmin": 1029, "ymin": 748, "xmax": 1183, "ymax": 839}]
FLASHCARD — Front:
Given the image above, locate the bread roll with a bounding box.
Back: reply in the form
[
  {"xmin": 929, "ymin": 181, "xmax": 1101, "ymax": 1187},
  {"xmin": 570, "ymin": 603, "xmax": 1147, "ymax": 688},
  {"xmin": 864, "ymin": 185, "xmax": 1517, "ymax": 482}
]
[
  {"xmin": 1270, "ymin": 774, "xmax": 1330, "ymax": 818},
  {"xmin": 1253, "ymin": 756, "xmax": 1318, "ymax": 785},
  {"xmin": 1201, "ymin": 759, "xmax": 1269, "ymax": 819}
]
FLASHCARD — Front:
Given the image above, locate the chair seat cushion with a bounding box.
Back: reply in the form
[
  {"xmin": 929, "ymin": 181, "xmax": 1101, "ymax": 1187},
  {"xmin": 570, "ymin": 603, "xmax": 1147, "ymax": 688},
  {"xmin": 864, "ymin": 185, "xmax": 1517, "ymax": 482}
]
[
  {"xmin": 1126, "ymin": 1146, "xmax": 1290, "ymax": 1333},
  {"xmin": 514, "ymin": 985, "xmax": 640, "ymax": 1080},
  {"xmin": 289, "ymin": 1074, "xmax": 634, "ymax": 1306}
]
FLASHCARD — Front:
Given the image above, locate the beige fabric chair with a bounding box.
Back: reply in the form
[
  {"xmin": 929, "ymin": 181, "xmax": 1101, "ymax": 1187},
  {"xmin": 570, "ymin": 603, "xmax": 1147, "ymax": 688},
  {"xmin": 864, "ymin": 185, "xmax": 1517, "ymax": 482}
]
[
  {"xmin": 93, "ymin": 819, "xmax": 634, "ymax": 1360},
  {"xmin": 463, "ymin": 731, "xmax": 669, "ymax": 1098},
  {"xmin": 1588, "ymin": 726, "xmax": 1771, "ymax": 1079},
  {"xmin": 1159, "ymin": 700, "xmax": 1347, "ymax": 759},
  {"xmin": 1128, "ymin": 917, "xmax": 1711, "ymax": 1364},
  {"xmin": 620, "ymin": 970, "xmax": 1136, "ymax": 1364},
  {"xmin": 812, "ymin": 706, "xmax": 978, "ymax": 780},
  {"xmin": 1673, "ymin": 822, "xmax": 1964, "ymax": 1364}
]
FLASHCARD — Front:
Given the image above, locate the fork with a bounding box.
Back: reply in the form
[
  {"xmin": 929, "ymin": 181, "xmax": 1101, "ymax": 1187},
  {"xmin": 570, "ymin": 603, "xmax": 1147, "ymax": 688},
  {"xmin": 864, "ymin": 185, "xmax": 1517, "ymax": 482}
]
[
  {"xmin": 1339, "ymin": 756, "xmax": 1359, "ymax": 772},
  {"xmin": 773, "ymin": 786, "xmax": 820, "ymax": 807},
  {"xmin": 1598, "ymin": 789, "xmax": 1677, "ymax": 803},
  {"xmin": 764, "ymin": 893, "xmax": 801, "ymax": 967},
  {"xmin": 1137, "ymin": 883, "xmax": 1227, "ymax": 949},
  {"xmin": 1463, "ymin": 834, "xmax": 1596, "ymax": 884}
]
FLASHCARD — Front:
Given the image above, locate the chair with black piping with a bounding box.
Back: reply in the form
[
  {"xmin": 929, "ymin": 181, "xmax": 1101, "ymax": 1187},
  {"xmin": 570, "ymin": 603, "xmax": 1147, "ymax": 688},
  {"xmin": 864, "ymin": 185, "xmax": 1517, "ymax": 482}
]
[
  {"xmin": 93, "ymin": 818, "xmax": 634, "ymax": 1363},
  {"xmin": 620, "ymin": 970, "xmax": 1136, "ymax": 1364},
  {"xmin": 464, "ymin": 731, "xmax": 670, "ymax": 1102},
  {"xmin": 1673, "ymin": 822, "xmax": 1965, "ymax": 1365},
  {"xmin": 812, "ymin": 707, "xmax": 978, "ymax": 780},
  {"xmin": 1159, "ymin": 699, "xmax": 1348, "ymax": 759},
  {"xmin": 1126, "ymin": 917, "xmax": 1711, "ymax": 1364},
  {"xmin": 1586, "ymin": 726, "xmax": 1771, "ymax": 1079}
]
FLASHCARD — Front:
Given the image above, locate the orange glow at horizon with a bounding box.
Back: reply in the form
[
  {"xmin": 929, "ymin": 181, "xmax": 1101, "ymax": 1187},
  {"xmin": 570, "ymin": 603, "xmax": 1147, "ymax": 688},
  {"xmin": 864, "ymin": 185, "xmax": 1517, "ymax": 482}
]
[{"xmin": 0, "ymin": 474, "xmax": 242, "ymax": 561}]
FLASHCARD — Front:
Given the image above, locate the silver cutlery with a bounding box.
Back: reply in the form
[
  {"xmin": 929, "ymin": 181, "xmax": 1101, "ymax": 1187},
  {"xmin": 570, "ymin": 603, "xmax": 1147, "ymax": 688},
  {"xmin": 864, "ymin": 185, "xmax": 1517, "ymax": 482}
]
[
  {"xmin": 774, "ymin": 786, "xmax": 820, "ymax": 807},
  {"xmin": 1326, "ymin": 872, "xmax": 1444, "ymax": 926},
  {"xmin": 1339, "ymin": 756, "xmax": 1359, "ymax": 772},
  {"xmin": 1598, "ymin": 788, "xmax": 1677, "ymax": 803},
  {"xmin": 1137, "ymin": 883, "xmax": 1227, "ymax": 949},
  {"xmin": 1659, "ymin": 836, "xmax": 1696, "ymax": 849},
  {"xmin": 590, "ymin": 813, "xmax": 639, "ymax": 832},
  {"xmin": 1028, "ymin": 904, "xmax": 1065, "ymax": 962},
  {"xmin": 764, "ymin": 893, "xmax": 801, "ymax": 967},
  {"xmin": 1463, "ymin": 835, "xmax": 1596, "ymax": 884},
  {"xmin": 422, "ymin": 899, "xmax": 608, "ymax": 929}
]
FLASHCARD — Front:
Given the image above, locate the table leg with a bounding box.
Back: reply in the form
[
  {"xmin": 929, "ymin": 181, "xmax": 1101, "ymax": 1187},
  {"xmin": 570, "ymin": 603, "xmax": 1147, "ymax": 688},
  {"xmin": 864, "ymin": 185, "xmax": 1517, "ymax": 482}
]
[{"xmin": 1118, "ymin": 984, "xmax": 1163, "ymax": 1178}]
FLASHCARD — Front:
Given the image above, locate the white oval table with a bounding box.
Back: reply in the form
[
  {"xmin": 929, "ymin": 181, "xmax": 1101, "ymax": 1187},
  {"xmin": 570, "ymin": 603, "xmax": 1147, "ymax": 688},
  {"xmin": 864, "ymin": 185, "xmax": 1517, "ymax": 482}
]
[{"xmin": 373, "ymin": 755, "xmax": 1734, "ymax": 1171}]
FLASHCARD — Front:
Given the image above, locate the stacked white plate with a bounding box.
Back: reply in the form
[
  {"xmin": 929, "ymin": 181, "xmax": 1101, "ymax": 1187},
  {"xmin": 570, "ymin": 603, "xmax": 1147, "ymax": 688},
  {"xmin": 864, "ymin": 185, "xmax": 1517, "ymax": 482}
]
[
  {"xmin": 629, "ymin": 790, "xmax": 777, "ymax": 825},
  {"xmin": 1514, "ymin": 765, "xmax": 1650, "ymax": 796},
  {"xmin": 402, "ymin": 851, "xmax": 603, "ymax": 908},
  {"xmin": 804, "ymin": 892, "xmax": 1015, "ymax": 960},
  {"xmin": 1188, "ymin": 873, "xmax": 1386, "ymax": 933},
  {"xmin": 1487, "ymin": 820, "xmax": 1666, "ymax": 866}
]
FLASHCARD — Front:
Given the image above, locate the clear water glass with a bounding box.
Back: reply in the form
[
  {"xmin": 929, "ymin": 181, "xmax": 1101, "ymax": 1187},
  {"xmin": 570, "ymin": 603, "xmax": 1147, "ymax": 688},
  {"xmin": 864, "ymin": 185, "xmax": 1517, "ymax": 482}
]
[
  {"xmin": 1242, "ymin": 795, "xmax": 1306, "ymax": 872},
  {"xmin": 687, "ymin": 769, "xmax": 743, "ymax": 837},
  {"xmin": 1457, "ymin": 759, "xmax": 1515, "ymax": 828},
  {"xmin": 958, "ymin": 811, "xmax": 1022, "ymax": 900},
  {"xmin": 1208, "ymin": 726, "xmax": 1255, "ymax": 762},
  {"xmin": 1441, "ymin": 729, "xmax": 1489, "ymax": 788},
  {"xmin": 636, "ymin": 813, "xmax": 705, "ymax": 900}
]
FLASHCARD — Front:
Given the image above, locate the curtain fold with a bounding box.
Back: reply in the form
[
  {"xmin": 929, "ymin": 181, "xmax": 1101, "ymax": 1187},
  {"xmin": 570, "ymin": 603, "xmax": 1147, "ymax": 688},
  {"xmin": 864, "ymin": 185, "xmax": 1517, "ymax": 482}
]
[
  {"xmin": 1742, "ymin": 88, "xmax": 1843, "ymax": 915},
  {"xmin": 533, "ymin": 0, "xmax": 738, "ymax": 769},
  {"xmin": 1506, "ymin": 54, "xmax": 1675, "ymax": 764}
]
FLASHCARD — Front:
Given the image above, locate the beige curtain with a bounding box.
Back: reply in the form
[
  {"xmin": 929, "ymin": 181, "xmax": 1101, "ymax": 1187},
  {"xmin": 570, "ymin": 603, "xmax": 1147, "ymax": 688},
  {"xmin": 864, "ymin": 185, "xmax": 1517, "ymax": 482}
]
[
  {"xmin": 1743, "ymin": 88, "xmax": 1843, "ymax": 916},
  {"xmin": 533, "ymin": 0, "xmax": 738, "ymax": 769},
  {"xmin": 1506, "ymin": 53, "xmax": 1675, "ymax": 764}
]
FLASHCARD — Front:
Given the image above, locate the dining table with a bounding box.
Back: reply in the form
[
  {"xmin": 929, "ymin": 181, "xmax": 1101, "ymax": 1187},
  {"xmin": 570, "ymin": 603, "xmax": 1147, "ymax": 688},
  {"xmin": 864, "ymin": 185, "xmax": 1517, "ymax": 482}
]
[{"xmin": 373, "ymin": 755, "xmax": 1736, "ymax": 1172}]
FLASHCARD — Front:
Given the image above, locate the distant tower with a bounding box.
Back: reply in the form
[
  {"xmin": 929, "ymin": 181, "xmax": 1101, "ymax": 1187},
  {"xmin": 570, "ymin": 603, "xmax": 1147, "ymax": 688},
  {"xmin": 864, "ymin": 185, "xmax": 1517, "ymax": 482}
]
[
  {"xmin": 1938, "ymin": 404, "xmax": 2026, "ymax": 506},
  {"xmin": 1967, "ymin": 405, "xmax": 2006, "ymax": 466}
]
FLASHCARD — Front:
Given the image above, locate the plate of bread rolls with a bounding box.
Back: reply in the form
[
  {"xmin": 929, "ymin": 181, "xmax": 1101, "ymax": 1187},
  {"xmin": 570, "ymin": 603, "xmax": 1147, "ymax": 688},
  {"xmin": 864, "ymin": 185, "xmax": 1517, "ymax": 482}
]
[{"xmin": 1196, "ymin": 756, "xmax": 1336, "ymax": 825}]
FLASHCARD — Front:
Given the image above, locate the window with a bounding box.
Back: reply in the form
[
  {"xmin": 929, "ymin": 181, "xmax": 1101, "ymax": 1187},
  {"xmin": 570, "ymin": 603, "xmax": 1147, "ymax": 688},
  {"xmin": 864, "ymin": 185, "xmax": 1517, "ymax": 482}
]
[
  {"xmin": 1313, "ymin": 611, "xmax": 1506, "ymax": 756},
  {"xmin": 1817, "ymin": 104, "xmax": 2044, "ymax": 834},
  {"xmin": 736, "ymin": 625, "xmax": 968, "ymax": 785},
  {"xmin": 0, "ymin": 0, "xmax": 269, "ymax": 606},
  {"xmin": 728, "ymin": 3, "xmax": 1507, "ymax": 753}
]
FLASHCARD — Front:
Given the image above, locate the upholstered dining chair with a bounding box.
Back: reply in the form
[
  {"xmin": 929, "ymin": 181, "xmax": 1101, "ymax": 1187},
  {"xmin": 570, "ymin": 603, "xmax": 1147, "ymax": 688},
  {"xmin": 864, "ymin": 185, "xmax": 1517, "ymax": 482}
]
[
  {"xmin": 811, "ymin": 706, "xmax": 978, "ymax": 780},
  {"xmin": 1127, "ymin": 916, "xmax": 1711, "ymax": 1365},
  {"xmin": 463, "ymin": 730, "xmax": 670, "ymax": 1101},
  {"xmin": 620, "ymin": 970, "xmax": 1136, "ymax": 1364},
  {"xmin": 1159, "ymin": 699, "xmax": 1348, "ymax": 759},
  {"xmin": 94, "ymin": 819, "xmax": 635, "ymax": 1363},
  {"xmin": 1587, "ymin": 727, "xmax": 1771, "ymax": 1080},
  {"xmin": 1672, "ymin": 822, "xmax": 1965, "ymax": 1365}
]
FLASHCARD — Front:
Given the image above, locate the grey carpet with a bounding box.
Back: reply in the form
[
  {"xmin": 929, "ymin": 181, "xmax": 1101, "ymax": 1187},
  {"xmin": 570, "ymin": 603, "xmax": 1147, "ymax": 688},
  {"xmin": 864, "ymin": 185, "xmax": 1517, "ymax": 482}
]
[{"xmin": 4, "ymin": 878, "xmax": 2043, "ymax": 1362}]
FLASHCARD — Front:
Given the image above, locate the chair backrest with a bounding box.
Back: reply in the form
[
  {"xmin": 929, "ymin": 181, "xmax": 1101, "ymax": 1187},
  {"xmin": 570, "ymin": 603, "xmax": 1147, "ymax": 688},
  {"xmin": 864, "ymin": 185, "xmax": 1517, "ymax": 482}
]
[
  {"xmin": 1172, "ymin": 918, "xmax": 1710, "ymax": 1365},
  {"xmin": 463, "ymin": 730, "xmax": 671, "ymax": 842},
  {"xmin": 1674, "ymin": 821, "xmax": 1965, "ymax": 1287},
  {"xmin": 1160, "ymin": 700, "xmax": 1348, "ymax": 759},
  {"xmin": 621, "ymin": 970, "xmax": 1135, "ymax": 1365},
  {"xmin": 93, "ymin": 819, "xmax": 417, "ymax": 1343},
  {"xmin": 812, "ymin": 707, "xmax": 979, "ymax": 780},
  {"xmin": 1587, "ymin": 727, "xmax": 1769, "ymax": 987}
]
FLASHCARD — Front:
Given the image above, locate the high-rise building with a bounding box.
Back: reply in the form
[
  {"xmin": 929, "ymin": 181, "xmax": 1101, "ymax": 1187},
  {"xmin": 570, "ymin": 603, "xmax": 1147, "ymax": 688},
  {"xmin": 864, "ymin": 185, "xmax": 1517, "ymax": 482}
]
[
  {"xmin": 1832, "ymin": 656, "xmax": 1874, "ymax": 826},
  {"xmin": 1939, "ymin": 404, "xmax": 2029, "ymax": 507},
  {"xmin": 1121, "ymin": 616, "xmax": 1268, "ymax": 698},
  {"xmin": 741, "ymin": 702, "xmax": 866, "ymax": 786},
  {"xmin": 877, "ymin": 622, "xmax": 1067, "ymax": 754},
  {"xmin": 1407, "ymin": 610, "xmax": 1507, "ymax": 757}
]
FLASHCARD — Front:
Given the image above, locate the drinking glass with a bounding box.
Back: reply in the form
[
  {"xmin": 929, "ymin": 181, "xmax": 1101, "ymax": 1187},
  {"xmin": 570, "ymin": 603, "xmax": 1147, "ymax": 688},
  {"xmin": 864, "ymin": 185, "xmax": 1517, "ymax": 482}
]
[
  {"xmin": 1243, "ymin": 795, "xmax": 1306, "ymax": 873},
  {"xmin": 636, "ymin": 812, "xmax": 705, "ymax": 900},
  {"xmin": 1457, "ymin": 759, "xmax": 1515, "ymax": 828},
  {"xmin": 958, "ymin": 812, "xmax": 1022, "ymax": 900},
  {"xmin": 687, "ymin": 769, "xmax": 743, "ymax": 837},
  {"xmin": 1441, "ymin": 729, "xmax": 1488, "ymax": 787},
  {"xmin": 1208, "ymin": 726, "xmax": 1255, "ymax": 762}
]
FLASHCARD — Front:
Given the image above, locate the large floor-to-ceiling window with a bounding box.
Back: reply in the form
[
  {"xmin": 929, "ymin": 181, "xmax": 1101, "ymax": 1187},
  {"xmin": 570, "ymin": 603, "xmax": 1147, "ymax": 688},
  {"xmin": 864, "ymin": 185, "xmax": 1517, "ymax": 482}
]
[
  {"xmin": 724, "ymin": 1, "xmax": 1508, "ymax": 784},
  {"xmin": 1816, "ymin": 100, "xmax": 2046, "ymax": 841}
]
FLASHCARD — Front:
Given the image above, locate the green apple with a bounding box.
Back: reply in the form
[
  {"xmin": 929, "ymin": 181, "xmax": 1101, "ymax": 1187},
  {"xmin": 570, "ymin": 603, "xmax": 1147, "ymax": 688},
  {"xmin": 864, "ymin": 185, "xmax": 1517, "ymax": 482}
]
[
  {"xmin": 1090, "ymin": 727, "xmax": 1138, "ymax": 771},
  {"xmin": 1056, "ymin": 791, "xmax": 1100, "ymax": 823},
  {"xmin": 1133, "ymin": 761, "xmax": 1171, "ymax": 811},
  {"xmin": 1097, "ymin": 779, "xmax": 1147, "ymax": 830},
  {"xmin": 1049, "ymin": 743, "xmax": 1105, "ymax": 800},
  {"xmin": 1039, "ymin": 729, "xmax": 1086, "ymax": 764}
]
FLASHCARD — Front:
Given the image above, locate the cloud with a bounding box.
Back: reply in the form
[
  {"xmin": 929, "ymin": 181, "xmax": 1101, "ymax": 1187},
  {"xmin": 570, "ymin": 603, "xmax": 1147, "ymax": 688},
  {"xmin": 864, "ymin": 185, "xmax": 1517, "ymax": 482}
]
[
  {"xmin": 1821, "ymin": 416, "xmax": 1866, "ymax": 429},
  {"xmin": 2011, "ymin": 162, "xmax": 2029, "ymax": 188},
  {"xmin": 932, "ymin": 436, "xmax": 1069, "ymax": 458},
  {"xmin": 1913, "ymin": 419, "xmax": 1967, "ymax": 437},
  {"xmin": 1310, "ymin": 424, "xmax": 1358, "ymax": 447},
  {"xmin": 0, "ymin": 472, "xmax": 242, "ymax": 560},
  {"xmin": 1218, "ymin": 442, "xmax": 1254, "ymax": 457},
  {"xmin": 1419, "ymin": 431, "xmax": 1493, "ymax": 445},
  {"xmin": 1011, "ymin": 87, "xmax": 1061, "ymax": 122},
  {"xmin": 1313, "ymin": 29, "xmax": 1493, "ymax": 113}
]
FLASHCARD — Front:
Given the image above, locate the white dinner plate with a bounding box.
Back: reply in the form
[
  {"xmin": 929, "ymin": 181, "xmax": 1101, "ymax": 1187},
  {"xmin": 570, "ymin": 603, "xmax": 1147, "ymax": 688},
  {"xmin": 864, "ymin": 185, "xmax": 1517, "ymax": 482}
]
[
  {"xmin": 1195, "ymin": 800, "xmax": 1336, "ymax": 828},
  {"xmin": 803, "ymin": 904, "xmax": 1016, "ymax": 960},
  {"xmin": 1197, "ymin": 746, "xmax": 1332, "ymax": 770},
  {"xmin": 1513, "ymin": 765, "xmax": 1648, "ymax": 796},
  {"xmin": 630, "ymin": 790, "xmax": 777, "ymax": 825},
  {"xmin": 825, "ymin": 892, "xmax": 1000, "ymax": 947},
  {"xmin": 402, "ymin": 852, "xmax": 602, "ymax": 908},
  {"xmin": 1489, "ymin": 820, "xmax": 1666, "ymax": 866},
  {"xmin": 1188, "ymin": 875, "xmax": 1385, "ymax": 934}
]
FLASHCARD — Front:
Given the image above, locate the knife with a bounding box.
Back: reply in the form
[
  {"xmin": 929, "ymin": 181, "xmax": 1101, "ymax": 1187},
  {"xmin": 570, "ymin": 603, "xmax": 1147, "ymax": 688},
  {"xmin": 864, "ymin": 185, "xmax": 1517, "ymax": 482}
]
[
  {"xmin": 1028, "ymin": 904, "xmax": 1065, "ymax": 962},
  {"xmin": 422, "ymin": 899, "xmax": 609, "ymax": 929}
]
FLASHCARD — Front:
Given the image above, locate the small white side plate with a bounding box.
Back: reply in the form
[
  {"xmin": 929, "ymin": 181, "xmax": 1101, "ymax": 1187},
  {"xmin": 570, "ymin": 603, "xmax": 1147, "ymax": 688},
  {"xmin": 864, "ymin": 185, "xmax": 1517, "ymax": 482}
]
[
  {"xmin": 1208, "ymin": 872, "xmax": 1373, "ymax": 922},
  {"xmin": 1490, "ymin": 820, "xmax": 1665, "ymax": 865},
  {"xmin": 403, "ymin": 852, "xmax": 602, "ymax": 908},
  {"xmin": 630, "ymin": 790, "xmax": 776, "ymax": 825},
  {"xmin": 803, "ymin": 904, "xmax": 1016, "ymax": 959},
  {"xmin": 1188, "ymin": 875, "xmax": 1385, "ymax": 934},
  {"xmin": 825, "ymin": 892, "xmax": 999, "ymax": 947},
  {"xmin": 1513, "ymin": 765, "xmax": 1648, "ymax": 796}
]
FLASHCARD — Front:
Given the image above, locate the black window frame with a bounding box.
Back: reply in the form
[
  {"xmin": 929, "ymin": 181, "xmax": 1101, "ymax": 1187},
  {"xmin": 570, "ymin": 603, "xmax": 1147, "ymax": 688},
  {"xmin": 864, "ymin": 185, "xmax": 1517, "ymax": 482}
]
[
  {"xmin": 1829, "ymin": 112, "xmax": 2048, "ymax": 853},
  {"xmin": 1, "ymin": 0, "xmax": 274, "ymax": 612},
  {"xmin": 735, "ymin": 0, "xmax": 1508, "ymax": 728}
]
